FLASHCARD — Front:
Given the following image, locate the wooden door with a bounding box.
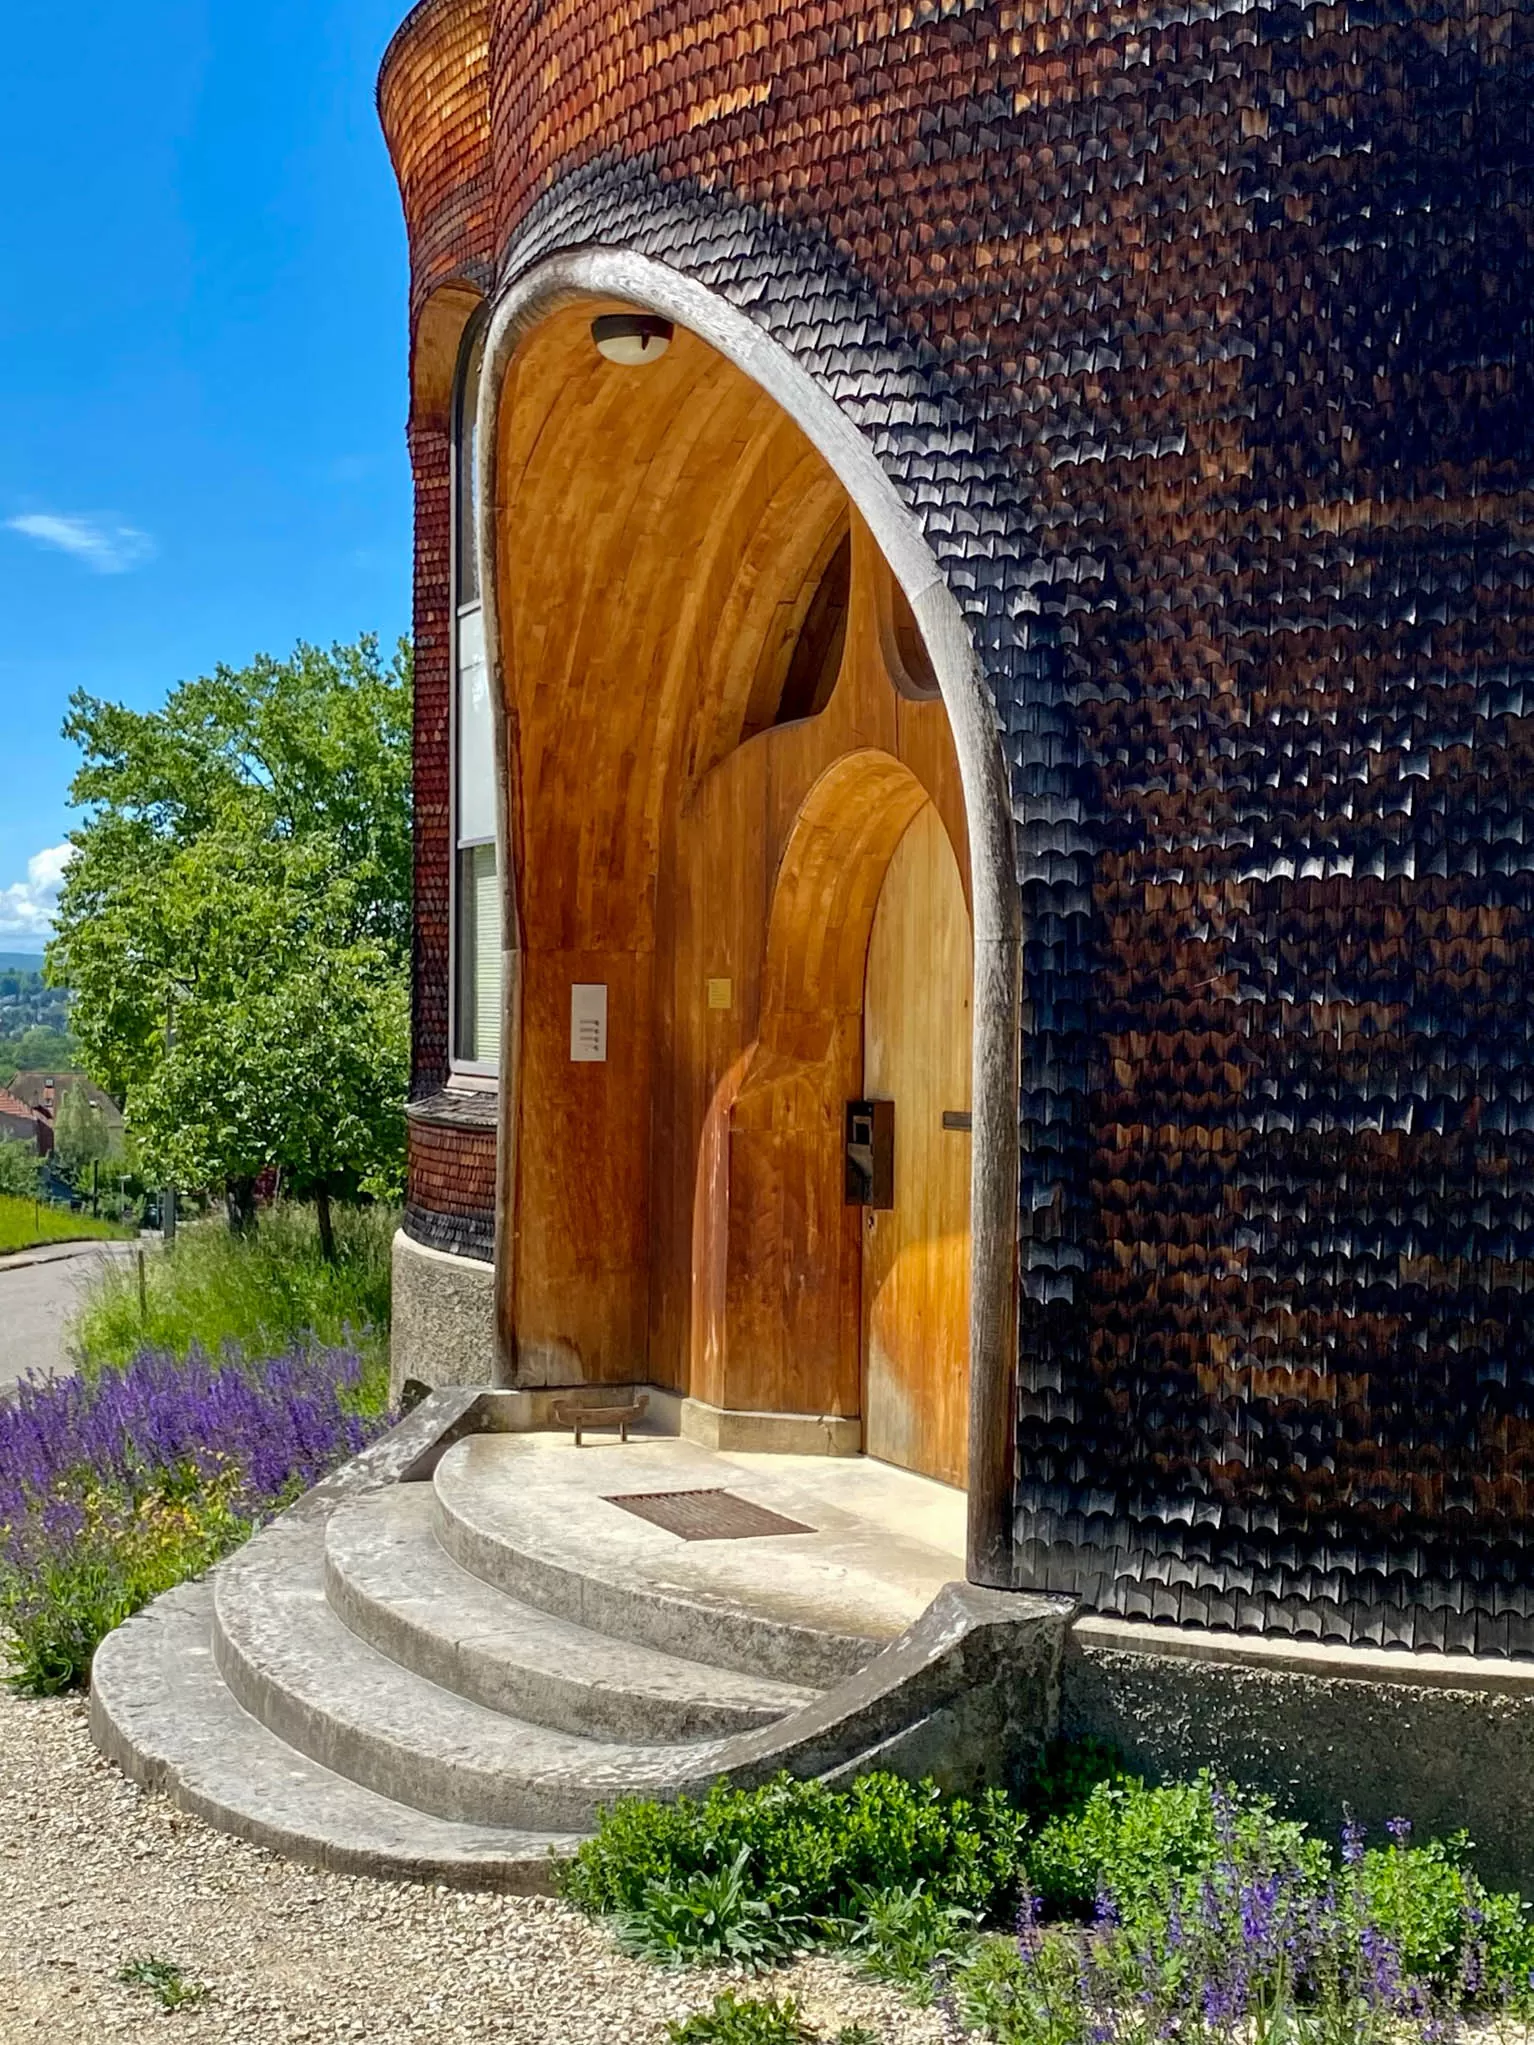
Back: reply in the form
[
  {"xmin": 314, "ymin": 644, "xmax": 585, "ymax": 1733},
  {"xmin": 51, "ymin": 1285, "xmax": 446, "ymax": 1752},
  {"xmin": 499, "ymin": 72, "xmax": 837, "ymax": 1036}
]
[{"xmin": 861, "ymin": 802, "xmax": 973, "ymax": 1487}]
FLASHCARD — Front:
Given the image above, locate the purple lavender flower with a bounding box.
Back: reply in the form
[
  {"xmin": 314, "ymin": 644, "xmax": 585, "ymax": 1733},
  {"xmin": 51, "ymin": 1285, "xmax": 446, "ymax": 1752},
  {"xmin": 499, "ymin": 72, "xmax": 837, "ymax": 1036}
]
[
  {"xmin": 1015, "ymin": 1882, "xmax": 1044, "ymax": 1962},
  {"xmin": 1386, "ymin": 1816, "xmax": 1413, "ymax": 1848},
  {"xmin": 1341, "ymin": 1812, "xmax": 1366, "ymax": 1867},
  {"xmin": 0, "ymin": 1341, "xmax": 389, "ymax": 1686},
  {"xmin": 1359, "ymin": 1921, "xmax": 1403, "ymax": 2007},
  {"xmin": 1459, "ymin": 1938, "xmax": 1484, "ymax": 2000}
]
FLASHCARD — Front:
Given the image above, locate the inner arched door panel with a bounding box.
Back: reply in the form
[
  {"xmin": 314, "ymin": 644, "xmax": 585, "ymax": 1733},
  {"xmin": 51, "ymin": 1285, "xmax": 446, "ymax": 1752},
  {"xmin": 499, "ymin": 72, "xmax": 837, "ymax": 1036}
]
[{"xmin": 861, "ymin": 802, "xmax": 973, "ymax": 1489}]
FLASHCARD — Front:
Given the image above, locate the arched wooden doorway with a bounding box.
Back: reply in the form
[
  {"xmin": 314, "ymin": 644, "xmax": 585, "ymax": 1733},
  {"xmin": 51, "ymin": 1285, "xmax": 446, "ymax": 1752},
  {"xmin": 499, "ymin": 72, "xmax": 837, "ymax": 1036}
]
[
  {"xmin": 473, "ymin": 258, "xmax": 1022, "ymax": 1572},
  {"xmin": 699, "ymin": 751, "xmax": 972, "ymax": 1484}
]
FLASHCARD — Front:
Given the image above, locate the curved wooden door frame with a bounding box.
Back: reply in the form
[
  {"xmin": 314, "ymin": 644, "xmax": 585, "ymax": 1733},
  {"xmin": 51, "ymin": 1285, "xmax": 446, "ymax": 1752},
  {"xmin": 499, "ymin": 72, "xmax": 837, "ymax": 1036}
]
[{"xmin": 474, "ymin": 248, "xmax": 1021, "ymax": 1589}]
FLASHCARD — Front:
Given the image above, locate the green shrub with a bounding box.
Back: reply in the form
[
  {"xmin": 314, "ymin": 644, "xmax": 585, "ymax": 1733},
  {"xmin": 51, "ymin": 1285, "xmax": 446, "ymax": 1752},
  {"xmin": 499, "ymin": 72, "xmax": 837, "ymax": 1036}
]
[
  {"xmin": 1024, "ymin": 1772, "xmax": 1328, "ymax": 1922},
  {"xmin": 667, "ymin": 1992, "xmax": 815, "ymax": 2045},
  {"xmin": 1359, "ymin": 1829, "xmax": 1534, "ymax": 1992},
  {"xmin": 565, "ymin": 1772, "xmax": 1030, "ymax": 1937},
  {"xmin": 1022, "ymin": 1737, "xmax": 1131, "ymax": 1822},
  {"xmin": 71, "ymin": 1200, "xmax": 394, "ymax": 1404},
  {"xmin": 573, "ymin": 1758, "xmax": 1534, "ymax": 2037}
]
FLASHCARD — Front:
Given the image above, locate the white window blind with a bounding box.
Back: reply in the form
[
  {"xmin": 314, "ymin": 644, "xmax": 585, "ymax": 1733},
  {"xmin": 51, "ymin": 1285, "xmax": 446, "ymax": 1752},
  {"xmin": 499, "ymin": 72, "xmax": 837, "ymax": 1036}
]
[{"xmin": 456, "ymin": 842, "xmax": 501, "ymax": 1065}]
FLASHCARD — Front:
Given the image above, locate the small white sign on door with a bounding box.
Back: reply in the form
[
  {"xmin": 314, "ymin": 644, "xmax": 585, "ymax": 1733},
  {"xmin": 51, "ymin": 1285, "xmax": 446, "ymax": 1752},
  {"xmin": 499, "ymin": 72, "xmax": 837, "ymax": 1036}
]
[{"xmin": 570, "ymin": 983, "xmax": 608, "ymax": 1063}]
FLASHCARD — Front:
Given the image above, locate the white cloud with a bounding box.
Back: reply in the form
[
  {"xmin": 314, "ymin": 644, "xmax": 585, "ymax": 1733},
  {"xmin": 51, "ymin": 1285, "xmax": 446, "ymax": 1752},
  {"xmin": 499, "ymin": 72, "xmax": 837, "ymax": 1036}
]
[
  {"xmin": 0, "ymin": 845, "xmax": 73, "ymax": 942},
  {"xmin": 6, "ymin": 512, "xmax": 154, "ymax": 574}
]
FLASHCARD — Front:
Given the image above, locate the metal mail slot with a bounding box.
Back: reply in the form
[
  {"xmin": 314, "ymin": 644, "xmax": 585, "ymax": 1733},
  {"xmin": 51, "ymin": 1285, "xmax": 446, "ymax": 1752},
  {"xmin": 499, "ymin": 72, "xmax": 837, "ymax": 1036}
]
[
  {"xmin": 845, "ymin": 1099, "xmax": 895, "ymax": 1209},
  {"xmin": 942, "ymin": 1110, "xmax": 973, "ymax": 1132}
]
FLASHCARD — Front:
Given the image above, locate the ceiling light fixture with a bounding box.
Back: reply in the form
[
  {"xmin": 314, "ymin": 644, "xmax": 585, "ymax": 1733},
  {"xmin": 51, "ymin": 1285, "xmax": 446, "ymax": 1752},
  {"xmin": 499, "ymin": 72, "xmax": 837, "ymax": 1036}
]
[{"xmin": 591, "ymin": 313, "xmax": 674, "ymax": 365}]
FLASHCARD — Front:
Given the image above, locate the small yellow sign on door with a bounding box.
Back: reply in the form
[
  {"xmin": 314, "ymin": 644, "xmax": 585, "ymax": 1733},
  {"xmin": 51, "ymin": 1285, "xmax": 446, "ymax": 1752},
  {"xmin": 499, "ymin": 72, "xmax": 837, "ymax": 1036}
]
[{"xmin": 706, "ymin": 977, "xmax": 732, "ymax": 1012}]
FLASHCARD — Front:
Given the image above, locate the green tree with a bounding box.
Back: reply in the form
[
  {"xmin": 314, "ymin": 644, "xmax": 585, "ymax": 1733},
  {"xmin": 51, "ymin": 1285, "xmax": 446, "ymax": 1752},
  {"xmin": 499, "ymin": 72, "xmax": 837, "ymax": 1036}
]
[
  {"xmin": 0, "ymin": 1137, "xmax": 41, "ymax": 1199},
  {"xmin": 0, "ymin": 1025, "xmax": 81, "ymax": 1089},
  {"xmin": 51, "ymin": 1083, "xmax": 118, "ymax": 1190},
  {"xmin": 48, "ymin": 638, "xmax": 412, "ymax": 1247}
]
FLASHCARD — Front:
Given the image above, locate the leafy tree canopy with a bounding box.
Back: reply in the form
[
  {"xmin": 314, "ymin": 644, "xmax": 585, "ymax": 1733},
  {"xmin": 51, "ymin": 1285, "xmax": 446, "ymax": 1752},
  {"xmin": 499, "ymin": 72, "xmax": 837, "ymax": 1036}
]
[{"xmin": 49, "ymin": 638, "xmax": 412, "ymax": 1235}]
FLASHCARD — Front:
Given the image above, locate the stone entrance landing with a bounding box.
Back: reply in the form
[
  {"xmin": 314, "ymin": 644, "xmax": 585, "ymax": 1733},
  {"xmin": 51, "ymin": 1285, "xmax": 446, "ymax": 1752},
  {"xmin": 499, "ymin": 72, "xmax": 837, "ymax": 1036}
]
[
  {"xmin": 90, "ymin": 1395, "xmax": 1061, "ymax": 1891},
  {"xmin": 436, "ymin": 1433, "xmax": 967, "ymax": 1683}
]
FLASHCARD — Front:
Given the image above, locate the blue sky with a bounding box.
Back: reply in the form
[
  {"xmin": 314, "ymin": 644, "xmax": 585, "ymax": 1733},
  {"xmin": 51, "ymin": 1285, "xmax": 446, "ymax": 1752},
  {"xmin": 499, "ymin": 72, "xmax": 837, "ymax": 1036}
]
[{"xmin": 0, "ymin": 0, "xmax": 415, "ymax": 947}]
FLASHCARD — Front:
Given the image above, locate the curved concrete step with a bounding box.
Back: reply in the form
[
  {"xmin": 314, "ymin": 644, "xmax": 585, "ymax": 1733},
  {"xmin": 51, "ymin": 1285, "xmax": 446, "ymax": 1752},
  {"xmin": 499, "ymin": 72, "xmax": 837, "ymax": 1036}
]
[
  {"xmin": 323, "ymin": 1485, "xmax": 819, "ymax": 1742},
  {"xmin": 214, "ymin": 1519, "xmax": 733, "ymax": 1831},
  {"xmin": 89, "ymin": 1579, "xmax": 574, "ymax": 1892},
  {"xmin": 431, "ymin": 1435, "xmax": 935, "ymax": 1688}
]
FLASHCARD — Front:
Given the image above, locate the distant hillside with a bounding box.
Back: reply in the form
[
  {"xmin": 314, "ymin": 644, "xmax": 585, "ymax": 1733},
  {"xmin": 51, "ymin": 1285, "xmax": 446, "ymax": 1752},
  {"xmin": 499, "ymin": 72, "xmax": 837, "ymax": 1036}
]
[{"xmin": 0, "ymin": 957, "xmax": 76, "ymax": 1082}]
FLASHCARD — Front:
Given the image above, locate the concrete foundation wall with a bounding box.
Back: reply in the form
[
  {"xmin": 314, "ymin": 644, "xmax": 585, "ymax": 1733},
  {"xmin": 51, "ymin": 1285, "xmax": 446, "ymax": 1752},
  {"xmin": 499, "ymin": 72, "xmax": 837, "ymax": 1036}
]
[
  {"xmin": 390, "ymin": 1229, "xmax": 496, "ymax": 1401},
  {"xmin": 1061, "ymin": 1627, "xmax": 1534, "ymax": 1893}
]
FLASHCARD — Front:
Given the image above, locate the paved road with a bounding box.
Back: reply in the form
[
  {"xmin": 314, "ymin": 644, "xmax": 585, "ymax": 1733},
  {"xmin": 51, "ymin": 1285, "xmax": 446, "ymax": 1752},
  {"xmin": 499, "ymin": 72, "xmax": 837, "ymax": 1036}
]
[{"xmin": 0, "ymin": 1239, "xmax": 143, "ymax": 1389}]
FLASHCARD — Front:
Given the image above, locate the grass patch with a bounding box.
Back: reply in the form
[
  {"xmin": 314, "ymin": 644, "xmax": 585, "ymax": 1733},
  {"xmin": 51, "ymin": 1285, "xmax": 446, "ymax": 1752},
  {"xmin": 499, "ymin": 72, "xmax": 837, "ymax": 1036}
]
[
  {"xmin": 0, "ymin": 1194, "xmax": 135, "ymax": 1256},
  {"xmin": 70, "ymin": 1199, "xmax": 394, "ymax": 1389},
  {"xmin": 569, "ymin": 1766, "xmax": 1534, "ymax": 2043}
]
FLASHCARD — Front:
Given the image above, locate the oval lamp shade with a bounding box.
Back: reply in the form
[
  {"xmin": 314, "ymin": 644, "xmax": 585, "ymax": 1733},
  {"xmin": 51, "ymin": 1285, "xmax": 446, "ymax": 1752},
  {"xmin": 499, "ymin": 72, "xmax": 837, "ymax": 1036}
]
[{"xmin": 591, "ymin": 313, "xmax": 675, "ymax": 365}]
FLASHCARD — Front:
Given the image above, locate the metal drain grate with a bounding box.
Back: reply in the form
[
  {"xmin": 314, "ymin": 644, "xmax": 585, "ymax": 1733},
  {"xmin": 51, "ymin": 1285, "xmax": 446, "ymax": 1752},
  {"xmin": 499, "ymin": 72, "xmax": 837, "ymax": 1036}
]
[{"xmin": 603, "ymin": 1488, "xmax": 815, "ymax": 1542}]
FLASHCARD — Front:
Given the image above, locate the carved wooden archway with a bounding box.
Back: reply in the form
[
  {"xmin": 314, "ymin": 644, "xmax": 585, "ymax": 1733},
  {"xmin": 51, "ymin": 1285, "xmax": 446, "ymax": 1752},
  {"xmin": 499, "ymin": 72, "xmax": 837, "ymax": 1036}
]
[{"xmin": 476, "ymin": 252, "xmax": 1020, "ymax": 1585}]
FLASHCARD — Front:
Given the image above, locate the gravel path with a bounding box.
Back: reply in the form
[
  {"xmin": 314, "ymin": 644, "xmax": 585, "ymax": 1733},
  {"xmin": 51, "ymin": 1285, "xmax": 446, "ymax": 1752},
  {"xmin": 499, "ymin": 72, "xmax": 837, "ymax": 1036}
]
[{"xmin": 0, "ymin": 1686, "xmax": 946, "ymax": 2042}]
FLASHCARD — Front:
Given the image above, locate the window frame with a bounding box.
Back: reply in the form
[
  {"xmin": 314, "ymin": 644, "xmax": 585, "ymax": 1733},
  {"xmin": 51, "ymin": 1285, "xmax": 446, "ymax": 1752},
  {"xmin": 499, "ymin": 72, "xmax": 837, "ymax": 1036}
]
[{"xmin": 447, "ymin": 312, "xmax": 500, "ymax": 1082}]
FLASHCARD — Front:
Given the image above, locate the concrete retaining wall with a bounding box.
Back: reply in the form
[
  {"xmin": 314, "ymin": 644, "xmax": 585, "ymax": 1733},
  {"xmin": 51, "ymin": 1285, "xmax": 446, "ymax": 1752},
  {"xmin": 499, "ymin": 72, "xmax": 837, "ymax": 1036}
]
[{"xmin": 1061, "ymin": 1622, "xmax": 1534, "ymax": 1892}]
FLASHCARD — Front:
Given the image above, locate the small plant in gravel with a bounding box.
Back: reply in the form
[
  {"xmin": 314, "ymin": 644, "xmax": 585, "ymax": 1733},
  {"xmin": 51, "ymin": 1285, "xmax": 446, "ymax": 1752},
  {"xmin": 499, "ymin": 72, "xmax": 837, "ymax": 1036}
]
[
  {"xmin": 0, "ymin": 1341, "xmax": 392, "ymax": 1693},
  {"xmin": 666, "ymin": 1990, "xmax": 884, "ymax": 2044},
  {"xmin": 615, "ymin": 1844, "xmax": 813, "ymax": 1970},
  {"xmin": 117, "ymin": 1956, "xmax": 208, "ymax": 2010}
]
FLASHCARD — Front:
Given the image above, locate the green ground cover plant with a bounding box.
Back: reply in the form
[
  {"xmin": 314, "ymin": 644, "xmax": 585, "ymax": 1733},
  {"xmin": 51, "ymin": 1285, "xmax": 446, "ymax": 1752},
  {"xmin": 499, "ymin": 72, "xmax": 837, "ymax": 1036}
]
[
  {"xmin": 569, "ymin": 1766, "xmax": 1534, "ymax": 2043},
  {"xmin": 0, "ymin": 1191, "xmax": 135, "ymax": 1255},
  {"xmin": 70, "ymin": 1200, "xmax": 394, "ymax": 1387}
]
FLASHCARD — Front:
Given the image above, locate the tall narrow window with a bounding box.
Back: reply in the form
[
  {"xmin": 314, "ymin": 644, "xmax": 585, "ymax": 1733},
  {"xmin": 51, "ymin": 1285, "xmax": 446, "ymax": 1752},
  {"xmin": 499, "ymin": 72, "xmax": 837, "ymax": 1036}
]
[{"xmin": 451, "ymin": 323, "xmax": 500, "ymax": 1070}]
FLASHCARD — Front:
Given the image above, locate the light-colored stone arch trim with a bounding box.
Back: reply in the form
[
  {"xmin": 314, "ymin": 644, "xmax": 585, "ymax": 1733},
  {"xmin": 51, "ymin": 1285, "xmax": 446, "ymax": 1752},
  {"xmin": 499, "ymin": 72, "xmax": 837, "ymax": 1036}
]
[{"xmin": 474, "ymin": 246, "xmax": 1021, "ymax": 1587}]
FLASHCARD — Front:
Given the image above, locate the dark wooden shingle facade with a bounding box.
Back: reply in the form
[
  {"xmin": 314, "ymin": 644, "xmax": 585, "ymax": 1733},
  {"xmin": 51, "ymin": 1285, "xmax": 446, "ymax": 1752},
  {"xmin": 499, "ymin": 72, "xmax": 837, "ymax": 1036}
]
[{"xmin": 383, "ymin": 0, "xmax": 1534, "ymax": 1651}]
